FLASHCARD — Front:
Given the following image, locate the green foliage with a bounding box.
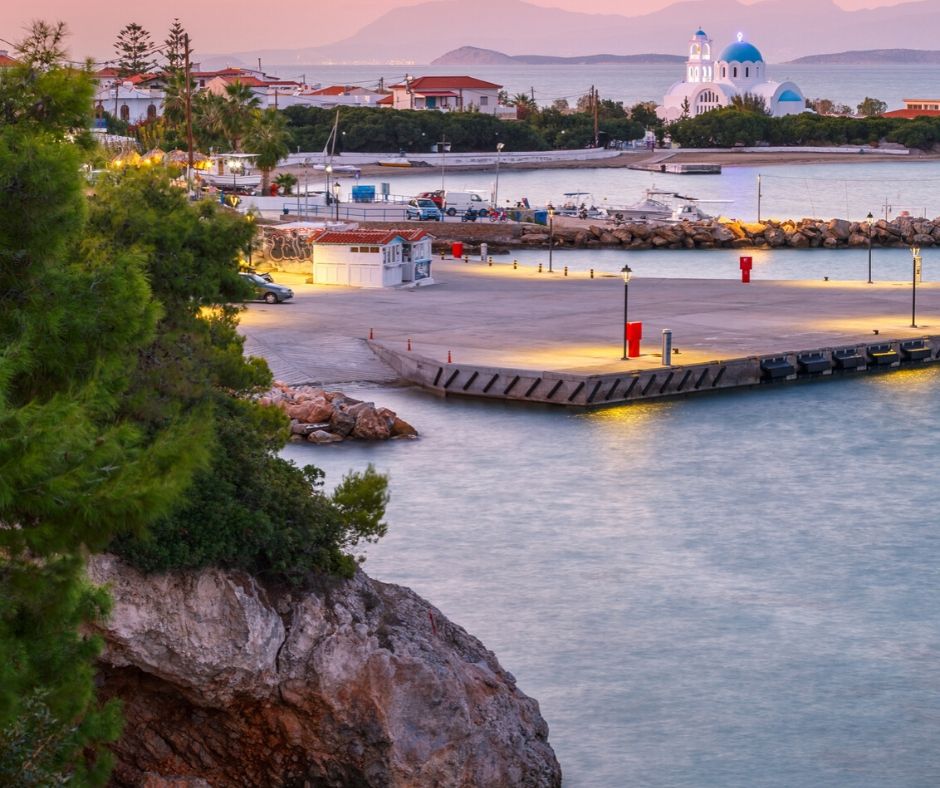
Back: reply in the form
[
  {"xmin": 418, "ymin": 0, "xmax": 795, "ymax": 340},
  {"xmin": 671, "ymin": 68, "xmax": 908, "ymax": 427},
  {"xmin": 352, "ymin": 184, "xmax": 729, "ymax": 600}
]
[
  {"xmin": 112, "ymin": 399, "xmax": 390, "ymax": 584},
  {"xmin": 113, "ymin": 22, "xmax": 156, "ymax": 77},
  {"xmin": 730, "ymin": 92, "xmax": 769, "ymax": 115},
  {"xmin": 668, "ymin": 107, "xmax": 939, "ymax": 150},
  {"xmin": 244, "ymin": 110, "xmax": 292, "ymax": 191},
  {"xmin": 857, "ymin": 96, "xmax": 888, "ymax": 117},
  {"xmin": 274, "ymin": 172, "xmax": 297, "ymax": 194},
  {"xmin": 0, "ymin": 26, "xmax": 210, "ymax": 783},
  {"xmin": 163, "ymin": 18, "xmax": 188, "ymax": 73}
]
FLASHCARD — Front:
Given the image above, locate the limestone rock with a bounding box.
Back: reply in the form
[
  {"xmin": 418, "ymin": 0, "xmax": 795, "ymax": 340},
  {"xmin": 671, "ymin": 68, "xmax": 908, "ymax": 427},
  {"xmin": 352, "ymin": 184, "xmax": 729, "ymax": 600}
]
[
  {"xmin": 89, "ymin": 556, "xmax": 561, "ymax": 788},
  {"xmin": 308, "ymin": 429, "xmax": 343, "ymax": 444},
  {"xmin": 391, "ymin": 417, "xmax": 419, "ymax": 438},
  {"xmin": 329, "ymin": 408, "xmax": 357, "ymax": 437},
  {"xmin": 352, "ymin": 406, "xmax": 392, "ymax": 440}
]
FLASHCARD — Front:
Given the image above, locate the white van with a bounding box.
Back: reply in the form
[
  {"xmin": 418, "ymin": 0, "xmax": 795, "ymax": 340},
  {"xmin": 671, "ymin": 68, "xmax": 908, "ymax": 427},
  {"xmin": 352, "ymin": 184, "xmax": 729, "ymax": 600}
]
[{"xmin": 443, "ymin": 190, "xmax": 492, "ymax": 217}]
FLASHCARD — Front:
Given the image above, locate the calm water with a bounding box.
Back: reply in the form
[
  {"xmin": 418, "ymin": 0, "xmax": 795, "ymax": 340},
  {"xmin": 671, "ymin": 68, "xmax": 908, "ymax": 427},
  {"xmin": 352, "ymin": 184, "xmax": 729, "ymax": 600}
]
[
  {"xmin": 503, "ymin": 247, "xmax": 935, "ymax": 283},
  {"xmin": 283, "ymin": 369, "xmax": 940, "ymax": 787},
  {"xmin": 369, "ymin": 160, "xmax": 940, "ymax": 223},
  {"xmin": 275, "ymin": 63, "xmax": 940, "ymax": 114}
]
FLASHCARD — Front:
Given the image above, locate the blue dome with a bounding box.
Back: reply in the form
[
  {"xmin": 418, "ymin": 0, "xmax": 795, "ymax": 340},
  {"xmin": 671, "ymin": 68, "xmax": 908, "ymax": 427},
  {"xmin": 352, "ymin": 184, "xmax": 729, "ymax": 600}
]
[
  {"xmin": 778, "ymin": 89, "xmax": 802, "ymax": 101},
  {"xmin": 720, "ymin": 40, "xmax": 763, "ymax": 63},
  {"xmin": 694, "ymin": 29, "xmax": 707, "ymax": 37}
]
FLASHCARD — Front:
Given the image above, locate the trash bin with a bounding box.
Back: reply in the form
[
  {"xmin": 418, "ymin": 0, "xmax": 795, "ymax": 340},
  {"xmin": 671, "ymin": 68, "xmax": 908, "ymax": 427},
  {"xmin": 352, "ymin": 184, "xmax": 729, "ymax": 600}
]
[{"xmin": 452, "ymin": 242, "xmax": 464, "ymax": 259}]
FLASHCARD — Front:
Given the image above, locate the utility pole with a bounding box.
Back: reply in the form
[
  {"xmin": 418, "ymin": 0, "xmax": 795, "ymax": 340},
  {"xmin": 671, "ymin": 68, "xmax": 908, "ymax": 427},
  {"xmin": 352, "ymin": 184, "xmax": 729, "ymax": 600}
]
[
  {"xmin": 184, "ymin": 34, "xmax": 195, "ymax": 178},
  {"xmin": 757, "ymin": 174, "xmax": 762, "ymax": 222},
  {"xmin": 592, "ymin": 85, "xmax": 599, "ymax": 148}
]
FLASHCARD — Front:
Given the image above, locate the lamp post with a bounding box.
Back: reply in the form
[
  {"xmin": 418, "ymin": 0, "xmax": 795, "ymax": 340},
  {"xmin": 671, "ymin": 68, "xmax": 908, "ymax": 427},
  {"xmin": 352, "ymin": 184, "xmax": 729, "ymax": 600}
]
[
  {"xmin": 621, "ymin": 264, "xmax": 632, "ymax": 360},
  {"xmin": 911, "ymin": 246, "xmax": 922, "ymax": 328},
  {"xmin": 227, "ymin": 157, "xmax": 244, "ymax": 196},
  {"xmin": 332, "ymin": 181, "xmax": 341, "ymax": 221},
  {"xmin": 303, "ymin": 156, "xmax": 311, "ymax": 216},
  {"xmin": 548, "ymin": 207, "xmax": 555, "ymax": 273},
  {"xmin": 325, "ymin": 163, "xmax": 333, "ymax": 214},
  {"xmin": 494, "ymin": 142, "xmax": 505, "ymax": 208},
  {"xmin": 437, "ymin": 135, "xmax": 450, "ymax": 192},
  {"xmin": 866, "ymin": 211, "xmax": 874, "ymax": 284}
]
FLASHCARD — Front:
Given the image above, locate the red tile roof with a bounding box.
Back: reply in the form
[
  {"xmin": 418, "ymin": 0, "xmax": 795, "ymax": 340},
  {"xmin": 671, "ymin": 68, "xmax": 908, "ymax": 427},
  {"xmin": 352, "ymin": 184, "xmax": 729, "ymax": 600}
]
[
  {"xmin": 311, "ymin": 230, "xmax": 404, "ymax": 246},
  {"xmin": 0, "ymin": 52, "xmax": 18, "ymax": 68},
  {"xmin": 93, "ymin": 66, "xmax": 120, "ymax": 77},
  {"xmin": 377, "ymin": 94, "xmax": 394, "ymax": 105},
  {"xmin": 395, "ymin": 229, "xmax": 430, "ymax": 241},
  {"xmin": 882, "ymin": 109, "xmax": 940, "ymax": 119},
  {"xmin": 391, "ymin": 75, "xmax": 502, "ymax": 90},
  {"xmin": 311, "ymin": 85, "xmax": 351, "ymax": 95}
]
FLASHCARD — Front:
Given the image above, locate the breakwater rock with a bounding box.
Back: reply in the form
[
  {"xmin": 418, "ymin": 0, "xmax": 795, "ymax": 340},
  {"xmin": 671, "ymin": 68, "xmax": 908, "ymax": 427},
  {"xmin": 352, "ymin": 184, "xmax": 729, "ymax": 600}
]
[
  {"xmin": 530, "ymin": 216, "xmax": 940, "ymax": 251},
  {"xmin": 88, "ymin": 555, "xmax": 562, "ymax": 787},
  {"xmin": 261, "ymin": 382, "xmax": 417, "ymax": 444}
]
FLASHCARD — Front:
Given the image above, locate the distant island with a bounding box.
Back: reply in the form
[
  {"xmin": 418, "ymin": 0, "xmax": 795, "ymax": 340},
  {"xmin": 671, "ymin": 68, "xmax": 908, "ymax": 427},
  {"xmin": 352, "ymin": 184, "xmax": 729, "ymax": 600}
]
[
  {"xmin": 786, "ymin": 48, "xmax": 940, "ymax": 64},
  {"xmin": 431, "ymin": 46, "xmax": 684, "ymax": 66}
]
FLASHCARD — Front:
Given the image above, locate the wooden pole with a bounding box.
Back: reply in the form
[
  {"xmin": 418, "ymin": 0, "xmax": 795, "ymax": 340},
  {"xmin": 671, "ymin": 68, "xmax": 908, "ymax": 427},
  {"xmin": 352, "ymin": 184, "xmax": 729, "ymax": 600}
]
[{"xmin": 184, "ymin": 34, "xmax": 195, "ymax": 175}]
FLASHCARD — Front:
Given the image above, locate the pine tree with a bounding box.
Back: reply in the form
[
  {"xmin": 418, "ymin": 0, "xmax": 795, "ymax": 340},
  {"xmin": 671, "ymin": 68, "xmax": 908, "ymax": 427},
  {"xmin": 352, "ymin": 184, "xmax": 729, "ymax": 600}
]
[
  {"xmin": 0, "ymin": 22, "xmax": 210, "ymax": 783},
  {"xmin": 114, "ymin": 22, "xmax": 155, "ymax": 76},
  {"xmin": 164, "ymin": 18, "xmax": 188, "ymax": 73}
]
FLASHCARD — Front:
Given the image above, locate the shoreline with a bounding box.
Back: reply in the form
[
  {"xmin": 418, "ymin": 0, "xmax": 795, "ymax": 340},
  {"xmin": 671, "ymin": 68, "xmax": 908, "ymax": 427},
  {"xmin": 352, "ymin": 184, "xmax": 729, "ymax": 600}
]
[{"xmin": 277, "ymin": 149, "xmax": 940, "ymax": 181}]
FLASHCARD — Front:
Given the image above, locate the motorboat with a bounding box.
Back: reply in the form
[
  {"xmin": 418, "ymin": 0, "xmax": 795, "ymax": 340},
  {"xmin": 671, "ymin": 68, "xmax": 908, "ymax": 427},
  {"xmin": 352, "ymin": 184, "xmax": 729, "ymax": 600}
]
[
  {"xmin": 378, "ymin": 156, "xmax": 413, "ymax": 168},
  {"xmin": 551, "ymin": 192, "xmax": 607, "ymax": 219},
  {"xmin": 606, "ymin": 189, "xmax": 732, "ymax": 223}
]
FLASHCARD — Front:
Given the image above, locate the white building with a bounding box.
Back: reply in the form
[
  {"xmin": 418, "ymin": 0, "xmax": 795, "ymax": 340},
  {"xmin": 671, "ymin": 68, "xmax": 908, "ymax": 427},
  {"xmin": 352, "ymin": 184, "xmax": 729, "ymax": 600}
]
[
  {"xmin": 385, "ymin": 76, "xmax": 503, "ymax": 114},
  {"xmin": 94, "ymin": 82, "xmax": 164, "ymax": 125},
  {"xmin": 311, "ymin": 229, "xmax": 434, "ymax": 288},
  {"xmin": 657, "ymin": 30, "xmax": 806, "ymax": 122}
]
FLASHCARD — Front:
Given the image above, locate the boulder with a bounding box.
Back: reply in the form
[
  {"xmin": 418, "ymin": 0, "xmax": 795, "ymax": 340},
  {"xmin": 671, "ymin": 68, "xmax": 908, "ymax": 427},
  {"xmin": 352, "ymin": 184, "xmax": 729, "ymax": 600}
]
[
  {"xmin": 912, "ymin": 233, "xmax": 935, "ymax": 246},
  {"xmin": 847, "ymin": 232, "xmax": 869, "ymax": 247},
  {"xmin": 823, "ymin": 236, "xmax": 840, "ymax": 248},
  {"xmin": 711, "ymin": 225, "xmax": 735, "ymax": 244},
  {"xmin": 599, "ymin": 232, "xmax": 620, "ymax": 244},
  {"xmin": 298, "ymin": 398, "xmax": 334, "ymax": 424},
  {"xmin": 765, "ymin": 228, "xmax": 787, "ymax": 247},
  {"xmin": 391, "ymin": 418, "xmax": 419, "ymax": 438},
  {"xmin": 352, "ymin": 407, "xmax": 392, "ymax": 440},
  {"xmin": 329, "ymin": 409, "xmax": 357, "ymax": 438},
  {"xmin": 308, "ymin": 429, "xmax": 343, "ymax": 444},
  {"xmin": 786, "ymin": 232, "xmax": 809, "ymax": 248},
  {"xmin": 612, "ymin": 229, "xmax": 632, "ymax": 243},
  {"xmin": 88, "ymin": 555, "xmax": 561, "ymax": 788},
  {"xmin": 741, "ymin": 222, "xmax": 767, "ymax": 236}
]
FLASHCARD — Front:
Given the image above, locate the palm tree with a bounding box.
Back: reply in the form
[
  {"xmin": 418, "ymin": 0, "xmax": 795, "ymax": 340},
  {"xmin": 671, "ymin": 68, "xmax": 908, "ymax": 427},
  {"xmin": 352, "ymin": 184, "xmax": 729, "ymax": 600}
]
[
  {"xmin": 512, "ymin": 93, "xmax": 537, "ymax": 120},
  {"xmin": 162, "ymin": 69, "xmax": 193, "ymax": 132},
  {"xmin": 193, "ymin": 92, "xmax": 228, "ymax": 150},
  {"xmin": 223, "ymin": 81, "xmax": 261, "ymax": 151},
  {"xmin": 244, "ymin": 110, "xmax": 292, "ymax": 193}
]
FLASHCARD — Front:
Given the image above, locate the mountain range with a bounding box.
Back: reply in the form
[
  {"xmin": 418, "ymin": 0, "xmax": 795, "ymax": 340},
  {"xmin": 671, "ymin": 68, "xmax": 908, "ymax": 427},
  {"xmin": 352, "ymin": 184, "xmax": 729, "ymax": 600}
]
[
  {"xmin": 430, "ymin": 46, "xmax": 685, "ymax": 66},
  {"xmin": 203, "ymin": 0, "xmax": 940, "ymax": 66}
]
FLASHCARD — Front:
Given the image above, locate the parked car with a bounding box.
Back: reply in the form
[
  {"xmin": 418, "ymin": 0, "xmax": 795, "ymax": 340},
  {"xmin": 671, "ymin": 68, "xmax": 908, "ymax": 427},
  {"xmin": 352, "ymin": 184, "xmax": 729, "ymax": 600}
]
[
  {"xmin": 405, "ymin": 198, "xmax": 443, "ymax": 221},
  {"xmin": 443, "ymin": 190, "xmax": 492, "ymax": 217},
  {"xmin": 417, "ymin": 190, "xmax": 445, "ymax": 209},
  {"xmin": 239, "ymin": 272, "xmax": 293, "ymax": 304},
  {"xmin": 239, "ymin": 266, "xmax": 274, "ymax": 282}
]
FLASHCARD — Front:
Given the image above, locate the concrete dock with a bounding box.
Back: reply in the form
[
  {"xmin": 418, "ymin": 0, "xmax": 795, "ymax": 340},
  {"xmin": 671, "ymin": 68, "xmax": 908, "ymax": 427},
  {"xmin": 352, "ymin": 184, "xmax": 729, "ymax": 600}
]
[{"xmin": 238, "ymin": 260, "xmax": 940, "ymax": 405}]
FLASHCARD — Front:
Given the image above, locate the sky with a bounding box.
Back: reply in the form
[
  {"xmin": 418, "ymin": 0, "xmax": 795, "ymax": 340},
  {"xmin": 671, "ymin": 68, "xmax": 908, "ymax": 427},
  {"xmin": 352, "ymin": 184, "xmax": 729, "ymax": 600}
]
[{"xmin": 0, "ymin": 0, "xmax": 910, "ymax": 61}]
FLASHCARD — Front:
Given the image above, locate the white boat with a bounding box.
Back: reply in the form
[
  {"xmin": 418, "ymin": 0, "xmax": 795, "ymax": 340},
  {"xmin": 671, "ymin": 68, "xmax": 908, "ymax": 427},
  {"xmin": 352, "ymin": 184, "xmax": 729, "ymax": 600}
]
[
  {"xmin": 551, "ymin": 192, "xmax": 607, "ymax": 219},
  {"xmin": 378, "ymin": 156, "xmax": 413, "ymax": 168},
  {"xmin": 204, "ymin": 153, "xmax": 261, "ymax": 189},
  {"xmin": 606, "ymin": 190, "xmax": 732, "ymax": 223}
]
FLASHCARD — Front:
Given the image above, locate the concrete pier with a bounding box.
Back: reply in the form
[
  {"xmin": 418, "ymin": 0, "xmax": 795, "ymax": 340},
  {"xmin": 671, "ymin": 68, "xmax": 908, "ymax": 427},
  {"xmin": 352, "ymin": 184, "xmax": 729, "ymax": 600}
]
[{"xmin": 237, "ymin": 260, "xmax": 940, "ymax": 404}]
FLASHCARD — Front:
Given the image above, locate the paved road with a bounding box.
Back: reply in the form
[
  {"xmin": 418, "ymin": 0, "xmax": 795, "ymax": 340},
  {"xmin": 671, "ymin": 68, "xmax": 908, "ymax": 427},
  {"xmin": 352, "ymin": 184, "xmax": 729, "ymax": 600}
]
[{"xmin": 238, "ymin": 261, "xmax": 940, "ymax": 384}]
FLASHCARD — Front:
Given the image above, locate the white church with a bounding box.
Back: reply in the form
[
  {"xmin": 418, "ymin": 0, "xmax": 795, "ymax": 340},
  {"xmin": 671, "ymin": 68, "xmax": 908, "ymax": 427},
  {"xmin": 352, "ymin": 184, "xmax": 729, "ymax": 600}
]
[{"xmin": 657, "ymin": 29, "xmax": 807, "ymax": 122}]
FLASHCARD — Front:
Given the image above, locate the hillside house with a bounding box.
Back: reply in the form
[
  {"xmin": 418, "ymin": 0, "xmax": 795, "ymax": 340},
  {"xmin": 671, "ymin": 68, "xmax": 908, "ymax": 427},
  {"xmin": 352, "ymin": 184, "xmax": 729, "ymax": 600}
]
[{"xmin": 386, "ymin": 76, "xmax": 503, "ymax": 114}]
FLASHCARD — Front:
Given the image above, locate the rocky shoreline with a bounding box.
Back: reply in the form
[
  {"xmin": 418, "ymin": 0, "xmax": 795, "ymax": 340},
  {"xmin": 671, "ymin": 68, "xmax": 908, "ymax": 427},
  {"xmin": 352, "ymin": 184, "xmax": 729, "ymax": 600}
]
[
  {"xmin": 261, "ymin": 383, "xmax": 417, "ymax": 444},
  {"xmin": 363, "ymin": 215, "xmax": 940, "ymax": 255},
  {"xmin": 519, "ymin": 215, "xmax": 940, "ymax": 251},
  {"xmin": 88, "ymin": 555, "xmax": 562, "ymax": 787}
]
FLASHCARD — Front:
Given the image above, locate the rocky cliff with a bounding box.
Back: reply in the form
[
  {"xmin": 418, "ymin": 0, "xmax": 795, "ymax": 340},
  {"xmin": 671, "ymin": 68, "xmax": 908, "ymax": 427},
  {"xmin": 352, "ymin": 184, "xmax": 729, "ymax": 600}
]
[{"xmin": 87, "ymin": 555, "xmax": 561, "ymax": 787}]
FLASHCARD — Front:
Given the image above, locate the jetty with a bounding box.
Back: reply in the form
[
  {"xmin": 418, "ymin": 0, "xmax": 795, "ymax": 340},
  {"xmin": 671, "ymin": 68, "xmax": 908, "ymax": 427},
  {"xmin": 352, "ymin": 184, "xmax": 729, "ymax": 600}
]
[{"xmin": 238, "ymin": 260, "xmax": 939, "ymax": 407}]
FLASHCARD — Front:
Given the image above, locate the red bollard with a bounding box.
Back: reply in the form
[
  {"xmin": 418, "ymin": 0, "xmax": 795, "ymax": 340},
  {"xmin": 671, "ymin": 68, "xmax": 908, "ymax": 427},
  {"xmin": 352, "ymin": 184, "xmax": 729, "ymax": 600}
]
[
  {"xmin": 626, "ymin": 321, "xmax": 643, "ymax": 359},
  {"xmin": 407, "ymin": 338, "xmax": 412, "ymax": 351},
  {"xmin": 740, "ymin": 255, "xmax": 753, "ymax": 284},
  {"xmin": 447, "ymin": 350, "xmax": 452, "ymax": 363},
  {"xmin": 369, "ymin": 327, "xmax": 374, "ymax": 340}
]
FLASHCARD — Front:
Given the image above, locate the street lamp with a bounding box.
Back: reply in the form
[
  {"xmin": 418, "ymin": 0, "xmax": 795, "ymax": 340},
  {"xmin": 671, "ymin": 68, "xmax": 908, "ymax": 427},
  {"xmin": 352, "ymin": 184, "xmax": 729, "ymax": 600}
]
[
  {"xmin": 494, "ymin": 142, "xmax": 505, "ymax": 208},
  {"xmin": 911, "ymin": 246, "xmax": 922, "ymax": 328},
  {"xmin": 332, "ymin": 181, "xmax": 341, "ymax": 221},
  {"xmin": 548, "ymin": 206, "xmax": 555, "ymax": 273},
  {"xmin": 303, "ymin": 156, "xmax": 311, "ymax": 216},
  {"xmin": 621, "ymin": 264, "xmax": 633, "ymax": 360},
  {"xmin": 436, "ymin": 135, "xmax": 451, "ymax": 192},
  {"xmin": 866, "ymin": 211, "xmax": 874, "ymax": 283},
  {"xmin": 325, "ymin": 163, "xmax": 333, "ymax": 213},
  {"xmin": 227, "ymin": 157, "xmax": 244, "ymax": 195}
]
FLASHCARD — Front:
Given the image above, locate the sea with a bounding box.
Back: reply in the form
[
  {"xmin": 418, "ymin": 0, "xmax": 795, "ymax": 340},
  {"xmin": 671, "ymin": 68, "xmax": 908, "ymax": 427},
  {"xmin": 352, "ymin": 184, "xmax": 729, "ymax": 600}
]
[
  {"xmin": 271, "ymin": 62, "xmax": 940, "ymax": 114},
  {"xmin": 273, "ymin": 77, "xmax": 940, "ymax": 785}
]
